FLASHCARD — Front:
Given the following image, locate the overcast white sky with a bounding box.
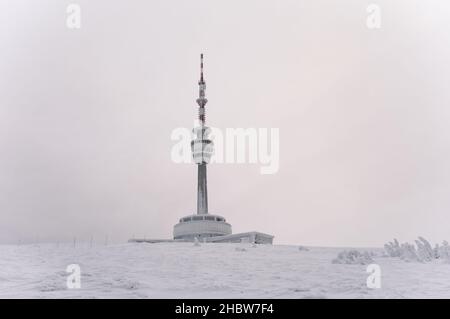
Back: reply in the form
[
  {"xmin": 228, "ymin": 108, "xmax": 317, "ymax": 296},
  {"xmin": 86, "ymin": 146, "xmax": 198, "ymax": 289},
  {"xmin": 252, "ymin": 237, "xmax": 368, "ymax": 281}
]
[{"xmin": 0, "ymin": 0, "xmax": 450, "ymax": 246}]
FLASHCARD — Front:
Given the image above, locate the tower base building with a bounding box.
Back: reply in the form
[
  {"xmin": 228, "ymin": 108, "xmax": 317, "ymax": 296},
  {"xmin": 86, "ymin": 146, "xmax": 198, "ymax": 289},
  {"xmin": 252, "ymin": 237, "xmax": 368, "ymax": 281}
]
[{"xmin": 173, "ymin": 214, "xmax": 231, "ymax": 241}]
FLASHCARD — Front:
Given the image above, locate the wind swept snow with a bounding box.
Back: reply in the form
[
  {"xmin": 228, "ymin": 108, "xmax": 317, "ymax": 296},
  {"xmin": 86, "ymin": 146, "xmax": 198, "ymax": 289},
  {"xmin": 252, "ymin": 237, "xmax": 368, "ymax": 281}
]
[{"xmin": 0, "ymin": 243, "xmax": 449, "ymax": 298}]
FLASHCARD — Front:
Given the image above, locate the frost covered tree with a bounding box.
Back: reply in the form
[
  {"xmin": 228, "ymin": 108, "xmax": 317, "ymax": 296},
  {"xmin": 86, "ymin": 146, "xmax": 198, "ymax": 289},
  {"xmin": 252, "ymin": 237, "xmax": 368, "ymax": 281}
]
[
  {"xmin": 384, "ymin": 239, "xmax": 401, "ymax": 257},
  {"xmin": 399, "ymin": 243, "xmax": 419, "ymax": 262},
  {"xmin": 415, "ymin": 237, "xmax": 434, "ymax": 262},
  {"xmin": 433, "ymin": 244, "xmax": 440, "ymax": 259},
  {"xmin": 384, "ymin": 237, "xmax": 449, "ymax": 263},
  {"xmin": 439, "ymin": 241, "xmax": 450, "ymax": 263}
]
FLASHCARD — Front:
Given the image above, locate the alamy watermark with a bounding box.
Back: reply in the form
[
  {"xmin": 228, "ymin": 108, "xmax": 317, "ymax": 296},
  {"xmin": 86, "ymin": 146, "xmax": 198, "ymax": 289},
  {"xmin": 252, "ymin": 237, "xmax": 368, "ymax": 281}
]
[
  {"xmin": 171, "ymin": 125, "xmax": 279, "ymax": 175},
  {"xmin": 66, "ymin": 3, "xmax": 81, "ymax": 29},
  {"xmin": 366, "ymin": 4, "xmax": 381, "ymax": 29},
  {"xmin": 66, "ymin": 264, "xmax": 81, "ymax": 289},
  {"xmin": 366, "ymin": 263, "xmax": 381, "ymax": 289}
]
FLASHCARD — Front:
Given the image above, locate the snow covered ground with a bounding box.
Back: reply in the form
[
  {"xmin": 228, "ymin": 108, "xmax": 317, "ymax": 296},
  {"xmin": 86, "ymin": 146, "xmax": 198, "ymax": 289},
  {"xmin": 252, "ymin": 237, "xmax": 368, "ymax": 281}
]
[{"xmin": 0, "ymin": 242, "xmax": 449, "ymax": 298}]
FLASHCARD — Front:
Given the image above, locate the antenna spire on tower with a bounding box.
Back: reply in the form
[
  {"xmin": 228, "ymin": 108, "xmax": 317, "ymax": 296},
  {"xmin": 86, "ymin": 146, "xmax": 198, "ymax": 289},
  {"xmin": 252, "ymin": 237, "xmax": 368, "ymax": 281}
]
[
  {"xmin": 200, "ymin": 53, "xmax": 204, "ymax": 84},
  {"xmin": 196, "ymin": 53, "xmax": 208, "ymax": 123}
]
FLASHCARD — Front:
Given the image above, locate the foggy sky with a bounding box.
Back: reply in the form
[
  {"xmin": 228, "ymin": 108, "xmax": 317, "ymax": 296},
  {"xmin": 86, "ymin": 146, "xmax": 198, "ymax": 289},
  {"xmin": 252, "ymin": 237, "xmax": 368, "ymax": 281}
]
[{"xmin": 1, "ymin": 0, "xmax": 450, "ymax": 246}]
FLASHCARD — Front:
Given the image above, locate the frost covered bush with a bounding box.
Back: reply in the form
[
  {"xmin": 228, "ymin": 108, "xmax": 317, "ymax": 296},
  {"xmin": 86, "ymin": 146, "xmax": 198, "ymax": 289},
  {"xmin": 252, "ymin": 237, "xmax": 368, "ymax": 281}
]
[
  {"xmin": 384, "ymin": 237, "xmax": 450, "ymax": 263},
  {"xmin": 415, "ymin": 237, "xmax": 434, "ymax": 262},
  {"xmin": 332, "ymin": 250, "xmax": 374, "ymax": 265},
  {"xmin": 399, "ymin": 242, "xmax": 420, "ymax": 262},
  {"xmin": 384, "ymin": 239, "xmax": 401, "ymax": 257},
  {"xmin": 438, "ymin": 241, "xmax": 450, "ymax": 263}
]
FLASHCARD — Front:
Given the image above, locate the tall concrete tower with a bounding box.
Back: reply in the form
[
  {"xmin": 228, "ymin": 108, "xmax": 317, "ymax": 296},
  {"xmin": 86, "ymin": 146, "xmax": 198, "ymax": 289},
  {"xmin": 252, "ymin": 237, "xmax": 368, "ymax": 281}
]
[
  {"xmin": 131, "ymin": 54, "xmax": 274, "ymax": 244},
  {"xmin": 173, "ymin": 54, "xmax": 232, "ymax": 241},
  {"xmin": 191, "ymin": 53, "xmax": 213, "ymax": 215}
]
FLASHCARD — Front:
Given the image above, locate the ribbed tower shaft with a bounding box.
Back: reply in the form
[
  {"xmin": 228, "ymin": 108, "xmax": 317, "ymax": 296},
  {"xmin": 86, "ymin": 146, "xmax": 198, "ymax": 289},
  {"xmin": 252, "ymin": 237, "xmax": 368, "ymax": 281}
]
[{"xmin": 197, "ymin": 163, "xmax": 208, "ymax": 214}]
